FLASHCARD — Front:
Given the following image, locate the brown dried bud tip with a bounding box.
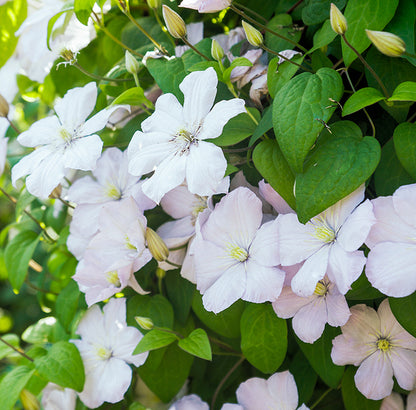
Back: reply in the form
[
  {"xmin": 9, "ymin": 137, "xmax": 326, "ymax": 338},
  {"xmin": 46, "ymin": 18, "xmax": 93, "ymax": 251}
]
[
  {"xmin": 48, "ymin": 184, "xmax": 62, "ymax": 199},
  {"xmin": 0, "ymin": 94, "xmax": 9, "ymax": 118}
]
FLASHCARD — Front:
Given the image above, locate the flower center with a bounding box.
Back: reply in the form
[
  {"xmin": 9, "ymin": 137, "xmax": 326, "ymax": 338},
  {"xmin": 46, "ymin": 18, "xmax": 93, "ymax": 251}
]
[
  {"xmin": 106, "ymin": 183, "xmax": 122, "ymax": 200},
  {"xmin": 314, "ymin": 280, "xmax": 329, "ymax": 296},
  {"xmin": 126, "ymin": 238, "xmax": 137, "ymax": 250},
  {"xmin": 59, "ymin": 128, "xmax": 73, "ymax": 144},
  {"xmin": 311, "ymin": 216, "xmax": 336, "ymax": 243},
  {"xmin": 228, "ymin": 245, "xmax": 248, "ymax": 262},
  {"xmin": 173, "ymin": 128, "xmax": 198, "ymax": 155},
  {"xmin": 377, "ymin": 338, "xmax": 391, "ymax": 352},
  {"xmin": 191, "ymin": 196, "xmax": 208, "ymax": 225},
  {"xmin": 105, "ymin": 270, "xmax": 121, "ymax": 287},
  {"xmin": 96, "ymin": 346, "xmax": 112, "ymax": 360}
]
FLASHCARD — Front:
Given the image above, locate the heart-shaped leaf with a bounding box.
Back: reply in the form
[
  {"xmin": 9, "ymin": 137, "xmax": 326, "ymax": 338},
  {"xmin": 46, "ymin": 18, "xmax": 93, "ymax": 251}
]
[
  {"xmin": 342, "ymin": 87, "xmax": 385, "ymax": 116},
  {"xmin": 296, "ymin": 136, "xmax": 381, "ymax": 223},
  {"xmin": 393, "ymin": 122, "xmax": 416, "ymax": 179}
]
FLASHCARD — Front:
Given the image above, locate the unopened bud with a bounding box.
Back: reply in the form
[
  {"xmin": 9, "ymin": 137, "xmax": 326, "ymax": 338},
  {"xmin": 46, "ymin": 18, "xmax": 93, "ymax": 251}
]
[
  {"xmin": 146, "ymin": 227, "xmax": 169, "ymax": 262},
  {"xmin": 135, "ymin": 316, "xmax": 154, "ymax": 330},
  {"xmin": 0, "ymin": 94, "xmax": 9, "ymax": 118},
  {"xmin": 147, "ymin": 0, "xmax": 161, "ymax": 9},
  {"xmin": 330, "ymin": 3, "xmax": 347, "ymax": 35},
  {"xmin": 125, "ymin": 51, "xmax": 140, "ymax": 74},
  {"xmin": 48, "ymin": 184, "xmax": 62, "ymax": 199},
  {"xmin": 366, "ymin": 30, "xmax": 406, "ymax": 57},
  {"xmin": 20, "ymin": 390, "xmax": 40, "ymax": 410},
  {"xmin": 156, "ymin": 267, "xmax": 166, "ymax": 279},
  {"xmin": 242, "ymin": 21, "xmax": 263, "ymax": 47},
  {"xmin": 162, "ymin": 5, "xmax": 187, "ymax": 39},
  {"xmin": 211, "ymin": 39, "xmax": 224, "ymax": 61},
  {"xmin": 116, "ymin": 0, "xmax": 129, "ymax": 13}
]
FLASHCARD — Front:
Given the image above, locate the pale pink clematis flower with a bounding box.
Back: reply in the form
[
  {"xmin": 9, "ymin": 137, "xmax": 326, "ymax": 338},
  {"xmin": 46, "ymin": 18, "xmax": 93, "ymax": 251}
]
[
  {"xmin": 273, "ymin": 275, "xmax": 350, "ymax": 343},
  {"xmin": 278, "ymin": 185, "xmax": 375, "ymax": 296},
  {"xmin": 381, "ymin": 389, "xmax": 416, "ymax": 410},
  {"xmin": 193, "ymin": 187, "xmax": 284, "ymax": 313},
  {"xmin": 221, "ymin": 371, "xmax": 308, "ymax": 410},
  {"xmin": 127, "ymin": 68, "xmax": 245, "ymax": 204},
  {"xmin": 71, "ymin": 298, "xmax": 148, "ymax": 408},
  {"xmin": 12, "ymin": 82, "xmax": 124, "ymax": 198},
  {"xmin": 169, "ymin": 394, "xmax": 209, "ymax": 410},
  {"xmin": 366, "ymin": 183, "xmax": 416, "ymax": 297},
  {"xmin": 179, "ymin": 0, "xmax": 231, "ymax": 13},
  {"xmin": 331, "ymin": 299, "xmax": 416, "ymax": 400},
  {"xmin": 41, "ymin": 383, "xmax": 77, "ymax": 410}
]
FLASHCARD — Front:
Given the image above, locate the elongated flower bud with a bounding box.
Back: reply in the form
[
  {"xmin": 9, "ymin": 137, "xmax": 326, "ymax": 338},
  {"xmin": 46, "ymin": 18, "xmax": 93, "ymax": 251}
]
[
  {"xmin": 20, "ymin": 390, "xmax": 40, "ymax": 410},
  {"xmin": 146, "ymin": 227, "xmax": 169, "ymax": 262},
  {"xmin": 366, "ymin": 30, "xmax": 406, "ymax": 57},
  {"xmin": 125, "ymin": 50, "xmax": 140, "ymax": 74},
  {"xmin": 147, "ymin": 0, "xmax": 161, "ymax": 9},
  {"xmin": 135, "ymin": 316, "xmax": 154, "ymax": 330},
  {"xmin": 0, "ymin": 94, "xmax": 9, "ymax": 118},
  {"xmin": 242, "ymin": 21, "xmax": 263, "ymax": 47},
  {"xmin": 211, "ymin": 39, "xmax": 224, "ymax": 61},
  {"xmin": 116, "ymin": 0, "xmax": 129, "ymax": 13},
  {"xmin": 330, "ymin": 3, "xmax": 347, "ymax": 35},
  {"xmin": 162, "ymin": 5, "xmax": 186, "ymax": 39}
]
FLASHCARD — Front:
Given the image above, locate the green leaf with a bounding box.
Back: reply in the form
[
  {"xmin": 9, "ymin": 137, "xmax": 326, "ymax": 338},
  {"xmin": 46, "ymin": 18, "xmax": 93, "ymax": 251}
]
[
  {"xmin": 56, "ymin": 280, "xmax": 80, "ymax": 331},
  {"xmin": 222, "ymin": 57, "xmax": 253, "ymax": 83},
  {"xmin": 346, "ymin": 273, "xmax": 384, "ymax": 300},
  {"xmin": 240, "ymin": 303, "xmax": 287, "ymax": 374},
  {"xmin": 253, "ymin": 139, "xmax": 296, "ymax": 210},
  {"xmin": 0, "ymin": 334, "xmax": 20, "ymax": 360},
  {"xmin": 389, "ymin": 294, "xmax": 416, "ymax": 338},
  {"xmin": 249, "ymin": 106, "xmax": 273, "ymax": 146},
  {"xmin": 375, "ymin": 138, "xmax": 414, "ymax": 196},
  {"xmin": 302, "ymin": 0, "xmax": 346, "ymax": 25},
  {"xmin": 0, "ymin": 366, "xmax": 35, "ymax": 410},
  {"xmin": 296, "ymin": 136, "xmax": 381, "ymax": 223},
  {"xmin": 342, "ymin": 87, "xmax": 385, "ymax": 116},
  {"xmin": 192, "ymin": 292, "xmax": 245, "ymax": 338},
  {"xmin": 178, "ymin": 328, "xmax": 212, "ymax": 360},
  {"xmin": 111, "ymin": 87, "xmax": 154, "ymax": 108},
  {"xmin": 133, "ymin": 329, "xmax": 178, "ymax": 355},
  {"xmin": 5, "ymin": 230, "xmax": 40, "ymax": 292},
  {"xmin": 265, "ymin": 14, "xmax": 302, "ymax": 53},
  {"xmin": 138, "ymin": 344, "xmax": 194, "ymax": 402},
  {"xmin": 273, "ymin": 68, "xmax": 343, "ymax": 173},
  {"xmin": 393, "ymin": 122, "xmax": 416, "ymax": 180},
  {"xmin": 46, "ymin": 8, "xmax": 74, "ymax": 50},
  {"xmin": 341, "ymin": 367, "xmax": 382, "ymax": 409},
  {"xmin": 127, "ymin": 294, "xmax": 174, "ymax": 329},
  {"xmin": 0, "ymin": 0, "xmax": 27, "ymax": 68},
  {"xmin": 289, "ymin": 350, "xmax": 317, "ymax": 405},
  {"xmin": 310, "ymin": 20, "xmax": 337, "ymax": 54},
  {"xmin": 297, "ymin": 325, "xmax": 344, "ymax": 388},
  {"xmin": 342, "ymin": 0, "xmax": 399, "ymax": 66},
  {"xmin": 15, "ymin": 189, "xmax": 36, "ymax": 218},
  {"xmin": 22, "ymin": 317, "xmax": 57, "ymax": 344},
  {"xmin": 210, "ymin": 109, "xmax": 259, "ymax": 146},
  {"xmin": 74, "ymin": 0, "xmax": 95, "ymax": 25},
  {"xmin": 34, "ymin": 341, "xmax": 85, "ymax": 392},
  {"xmin": 388, "ymin": 81, "xmax": 416, "ymax": 102}
]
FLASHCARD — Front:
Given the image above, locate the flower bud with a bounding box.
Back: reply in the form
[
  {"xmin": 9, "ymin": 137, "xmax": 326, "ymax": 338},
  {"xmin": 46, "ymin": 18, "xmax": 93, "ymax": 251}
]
[
  {"xmin": 125, "ymin": 50, "xmax": 140, "ymax": 74},
  {"xmin": 242, "ymin": 21, "xmax": 263, "ymax": 47},
  {"xmin": 156, "ymin": 267, "xmax": 166, "ymax": 279},
  {"xmin": 330, "ymin": 3, "xmax": 347, "ymax": 35},
  {"xmin": 162, "ymin": 5, "xmax": 187, "ymax": 39},
  {"xmin": 0, "ymin": 94, "xmax": 9, "ymax": 118},
  {"xmin": 147, "ymin": 0, "xmax": 161, "ymax": 9},
  {"xmin": 20, "ymin": 390, "xmax": 40, "ymax": 410},
  {"xmin": 211, "ymin": 39, "xmax": 224, "ymax": 61},
  {"xmin": 116, "ymin": 0, "xmax": 129, "ymax": 13},
  {"xmin": 146, "ymin": 227, "xmax": 169, "ymax": 262},
  {"xmin": 135, "ymin": 316, "xmax": 154, "ymax": 330},
  {"xmin": 365, "ymin": 30, "xmax": 406, "ymax": 57}
]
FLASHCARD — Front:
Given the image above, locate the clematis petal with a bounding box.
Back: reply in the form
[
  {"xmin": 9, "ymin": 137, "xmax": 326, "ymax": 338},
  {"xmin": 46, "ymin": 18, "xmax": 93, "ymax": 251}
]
[
  {"xmin": 63, "ymin": 134, "xmax": 103, "ymax": 171},
  {"xmin": 236, "ymin": 377, "xmax": 271, "ymax": 409},
  {"xmin": 180, "ymin": 0, "xmax": 231, "ymax": 13},
  {"xmin": 272, "ymin": 287, "xmax": 314, "ymax": 319},
  {"xmin": 161, "ymin": 184, "xmax": 198, "ymax": 219},
  {"xmin": 258, "ymin": 180, "xmax": 294, "ymax": 215},
  {"xmin": 380, "ymin": 392, "xmax": 404, "ymax": 410},
  {"xmin": 325, "ymin": 291, "xmax": 350, "ymax": 327},
  {"xmin": 390, "ymin": 348, "xmax": 416, "ymax": 391},
  {"xmin": 366, "ymin": 242, "xmax": 416, "ymax": 297},
  {"xmin": 249, "ymin": 218, "xmax": 280, "ymax": 266},
  {"xmin": 267, "ymin": 371, "xmax": 299, "ymax": 410},
  {"xmin": 75, "ymin": 304, "xmax": 106, "ymax": 342},
  {"xmin": 392, "ymin": 183, "xmax": 416, "ymax": 229},
  {"xmin": 17, "ymin": 116, "xmax": 61, "ymax": 147},
  {"xmin": 79, "ymin": 105, "xmax": 128, "ymax": 137},
  {"xmin": 198, "ymin": 98, "xmax": 245, "ymax": 140},
  {"xmin": 354, "ymin": 351, "xmax": 394, "ymax": 400},
  {"xmin": 67, "ymin": 177, "xmax": 106, "ymax": 205}
]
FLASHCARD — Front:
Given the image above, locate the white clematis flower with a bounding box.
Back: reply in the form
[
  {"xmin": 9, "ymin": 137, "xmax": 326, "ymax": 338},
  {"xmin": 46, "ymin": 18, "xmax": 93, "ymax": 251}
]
[
  {"xmin": 128, "ymin": 67, "xmax": 245, "ymax": 203},
  {"xmin": 12, "ymin": 82, "xmax": 124, "ymax": 199},
  {"xmin": 71, "ymin": 298, "xmax": 148, "ymax": 408},
  {"xmin": 278, "ymin": 185, "xmax": 375, "ymax": 296},
  {"xmin": 41, "ymin": 383, "xmax": 77, "ymax": 410}
]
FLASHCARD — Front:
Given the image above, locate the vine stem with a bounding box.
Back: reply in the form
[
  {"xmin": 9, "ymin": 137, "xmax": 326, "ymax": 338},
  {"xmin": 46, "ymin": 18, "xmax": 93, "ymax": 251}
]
[
  {"xmin": 230, "ymin": 4, "xmax": 307, "ymax": 53},
  {"xmin": 211, "ymin": 356, "xmax": 245, "ymax": 409},
  {"xmin": 6, "ymin": 117, "xmax": 20, "ymax": 134},
  {"xmin": 261, "ymin": 44, "xmax": 313, "ymax": 73},
  {"xmin": 233, "ymin": 1, "xmax": 267, "ymax": 22},
  {"xmin": 73, "ymin": 63, "xmax": 132, "ymax": 83},
  {"xmin": 341, "ymin": 34, "xmax": 389, "ymax": 99},
  {"xmin": 181, "ymin": 37, "xmax": 210, "ymax": 61},
  {"xmin": 310, "ymin": 387, "xmax": 333, "ymax": 409},
  {"xmin": 0, "ymin": 336, "xmax": 33, "ymax": 362}
]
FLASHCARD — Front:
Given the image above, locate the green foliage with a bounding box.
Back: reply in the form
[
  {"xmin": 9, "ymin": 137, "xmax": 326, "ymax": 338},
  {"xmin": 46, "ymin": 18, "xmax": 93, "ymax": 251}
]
[
  {"xmin": 342, "ymin": 87, "xmax": 386, "ymax": 116},
  {"xmin": 302, "ymin": 0, "xmax": 346, "ymax": 25},
  {"xmin": 267, "ymin": 55, "xmax": 304, "ymax": 98},
  {"xmin": 393, "ymin": 122, "xmax": 416, "ymax": 180},
  {"xmin": 74, "ymin": 0, "xmax": 95, "ymax": 26},
  {"xmin": 111, "ymin": 87, "xmax": 154, "ymax": 108},
  {"xmin": 265, "ymin": 14, "xmax": 302, "ymax": 52},
  {"xmin": 388, "ymin": 81, "xmax": 416, "ymax": 102},
  {"xmin": 240, "ymin": 303, "xmax": 287, "ymax": 374},
  {"xmin": 55, "ymin": 280, "xmax": 80, "ymax": 331},
  {"xmin": 0, "ymin": 366, "xmax": 35, "ymax": 410},
  {"xmin": 389, "ymin": 295, "xmax": 416, "ymax": 338},
  {"xmin": 178, "ymin": 328, "xmax": 212, "ymax": 360},
  {"xmin": 133, "ymin": 329, "xmax": 178, "ymax": 354}
]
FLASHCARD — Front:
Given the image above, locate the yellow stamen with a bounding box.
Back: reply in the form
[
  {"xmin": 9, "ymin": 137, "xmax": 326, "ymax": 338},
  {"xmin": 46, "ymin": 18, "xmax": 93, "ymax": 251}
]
[
  {"xmin": 314, "ymin": 281, "xmax": 328, "ymax": 296},
  {"xmin": 228, "ymin": 245, "xmax": 248, "ymax": 262},
  {"xmin": 377, "ymin": 338, "xmax": 391, "ymax": 352},
  {"xmin": 106, "ymin": 183, "xmax": 121, "ymax": 200},
  {"xmin": 96, "ymin": 346, "xmax": 112, "ymax": 360},
  {"xmin": 106, "ymin": 271, "xmax": 121, "ymax": 287}
]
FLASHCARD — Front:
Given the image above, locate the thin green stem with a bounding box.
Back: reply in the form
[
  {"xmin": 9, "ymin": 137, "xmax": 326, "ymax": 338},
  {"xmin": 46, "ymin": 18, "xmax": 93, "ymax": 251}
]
[
  {"xmin": 73, "ymin": 63, "xmax": 132, "ymax": 83},
  {"xmin": 261, "ymin": 44, "xmax": 313, "ymax": 73},
  {"xmin": 6, "ymin": 117, "xmax": 20, "ymax": 134},
  {"xmin": 165, "ymin": 259, "xmax": 182, "ymax": 269},
  {"xmin": 169, "ymin": 244, "xmax": 187, "ymax": 251},
  {"xmin": 310, "ymin": 387, "xmax": 333, "ymax": 409},
  {"xmin": 230, "ymin": 4, "xmax": 307, "ymax": 52},
  {"xmin": 153, "ymin": 326, "xmax": 183, "ymax": 339},
  {"xmin": 57, "ymin": 196, "xmax": 75, "ymax": 209},
  {"xmin": 226, "ymin": 82, "xmax": 259, "ymax": 126},
  {"xmin": 181, "ymin": 37, "xmax": 210, "ymax": 61},
  {"xmin": 0, "ymin": 336, "xmax": 33, "ymax": 362},
  {"xmin": 407, "ymin": 111, "xmax": 416, "ymax": 122},
  {"xmin": 233, "ymin": 1, "xmax": 267, "ymax": 22},
  {"xmin": 211, "ymin": 356, "xmax": 245, "ymax": 409},
  {"xmin": 25, "ymin": 279, "xmax": 58, "ymax": 295},
  {"xmin": 133, "ymin": 72, "xmax": 140, "ymax": 87},
  {"xmin": 342, "ymin": 34, "xmax": 389, "ymax": 99},
  {"xmin": 287, "ymin": 0, "xmax": 305, "ymax": 13}
]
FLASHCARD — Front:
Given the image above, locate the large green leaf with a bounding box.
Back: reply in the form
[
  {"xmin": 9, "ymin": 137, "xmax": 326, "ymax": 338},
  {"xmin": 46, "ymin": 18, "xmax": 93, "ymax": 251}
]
[
  {"xmin": 0, "ymin": 334, "xmax": 20, "ymax": 360},
  {"xmin": 0, "ymin": 366, "xmax": 35, "ymax": 410},
  {"xmin": 0, "ymin": 0, "xmax": 27, "ymax": 68},
  {"xmin": 289, "ymin": 350, "xmax": 317, "ymax": 404},
  {"xmin": 273, "ymin": 68, "xmax": 343, "ymax": 173},
  {"xmin": 265, "ymin": 14, "xmax": 302, "ymax": 53},
  {"xmin": 240, "ymin": 303, "xmax": 287, "ymax": 374},
  {"xmin": 342, "ymin": 0, "xmax": 399, "ymax": 66},
  {"xmin": 302, "ymin": 0, "xmax": 345, "ymax": 25},
  {"xmin": 388, "ymin": 81, "xmax": 416, "ymax": 102},
  {"xmin": 5, "ymin": 230, "xmax": 40, "ymax": 292},
  {"xmin": 252, "ymin": 139, "xmax": 296, "ymax": 210},
  {"xmin": 177, "ymin": 328, "xmax": 212, "ymax": 361},
  {"xmin": 133, "ymin": 329, "xmax": 178, "ymax": 355},
  {"xmin": 74, "ymin": 0, "xmax": 95, "ymax": 25},
  {"xmin": 55, "ymin": 280, "xmax": 80, "ymax": 331},
  {"xmin": 393, "ymin": 122, "xmax": 416, "ymax": 180},
  {"xmin": 389, "ymin": 294, "xmax": 416, "ymax": 338},
  {"xmin": 296, "ymin": 136, "xmax": 380, "ymax": 223},
  {"xmin": 297, "ymin": 325, "xmax": 344, "ymax": 388},
  {"xmin": 34, "ymin": 341, "xmax": 85, "ymax": 392},
  {"xmin": 342, "ymin": 87, "xmax": 385, "ymax": 116},
  {"xmin": 310, "ymin": 20, "xmax": 337, "ymax": 54}
]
